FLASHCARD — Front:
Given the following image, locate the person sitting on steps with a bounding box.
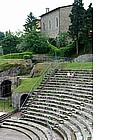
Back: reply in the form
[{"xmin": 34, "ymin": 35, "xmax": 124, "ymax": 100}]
[
  {"xmin": 71, "ymin": 72, "xmax": 75, "ymax": 78},
  {"xmin": 66, "ymin": 71, "xmax": 75, "ymax": 78},
  {"xmin": 67, "ymin": 71, "xmax": 71, "ymax": 78}
]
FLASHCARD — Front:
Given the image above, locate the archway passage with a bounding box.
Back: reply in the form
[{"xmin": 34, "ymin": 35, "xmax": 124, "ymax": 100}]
[
  {"xmin": 1, "ymin": 80, "xmax": 12, "ymax": 97},
  {"xmin": 20, "ymin": 94, "xmax": 28, "ymax": 107}
]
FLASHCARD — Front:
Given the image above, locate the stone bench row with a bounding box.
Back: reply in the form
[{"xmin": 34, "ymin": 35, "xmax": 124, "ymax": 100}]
[
  {"xmin": 22, "ymin": 97, "xmax": 93, "ymax": 139},
  {"xmin": 40, "ymin": 84, "xmax": 93, "ymax": 92},
  {"xmin": 22, "ymin": 113, "xmax": 75, "ymax": 140},
  {"xmin": 2, "ymin": 121, "xmax": 40, "ymax": 140},
  {"xmin": 34, "ymin": 92, "xmax": 92, "ymax": 108},
  {"xmin": 20, "ymin": 117, "xmax": 65, "ymax": 140},
  {"xmin": 35, "ymin": 94, "xmax": 93, "ymax": 111},
  {"xmin": 46, "ymin": 77, "xmax": 93, "ymax": 83},
  {"xmin": 24, "ymin": 101, "xmax": 92, "ymax": 122},
  {"xmin": 22, "ymin": 69, "xmax": 93, "ymax": 139},
  {"xmin": 23, "ymin": 100, "xmax": 93, "ymax": 135},
  {"xmin": 25, "ymin": 99, "xmax": 93, "ymax": 123},
  {"xmin": 41, "ymin": 78, "xmax": 93, "ymax": 87},
  {"xmin": 39, "ymin": 83, "xmax": 93, "ymax": 93},
  {"xmin": 0, "ymin": 113, "xmax": 11, "ymax": 123},
  {"xmin": 52, "ymin": 75, "xmax": 93, "ymax": 80},
  {"xmin": 43, "ymin": 86, "xmax": 93, "ymax": 96},
  {"xmin": 33, "ymin": 90, "xmax": 93, "ymax": 102},
  {"xmin": 22, "ymin": 108, "xmax": 91, "ymax": 140},
  {"xmin": 58, "ymin": 69, "xmax": 93, "ymax": 74},
  {"xmin": 2, "ymin": 118, "xmax": 49, "ymax": 140},
  {"xmin": 1, "ymin": 125, "xmax": 33, "ymax": 140},
  {"xmin": 44, "ymin": 81, "xmax": 93, "ymax": 88},
  {"xmin": 28, "ymin": 96, "xmax": 93, "ymax": 115},
  {"xmin": 32, "ymin": 90, "xmax": 92, "ymax": 104},
  {"xmin": 54, "ymin": 71, "xmax": 93, "ymax": 75},
  {"xmin": 27, "ymin": 105, "xmax": 93, "ymax": 137},
  {"xmin": 32, "ymin": 92, "xmax": 93, "ymax": 108},
  {"xmin": 41, "ymin": 88, "xmax": 93, "ymax": 97}
]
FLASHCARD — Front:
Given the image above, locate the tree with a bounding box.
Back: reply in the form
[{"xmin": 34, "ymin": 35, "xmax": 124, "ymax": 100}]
[
  {"xmin": 15, "ymin": 31, "xmax": 26, "ymax": 52},
  {"xmin": 0, "ymin": 32, "xmax": 5, "ymax": 41},
  {"xmin": 23, "ymin": 29, "xmax": 48, "ymax": 54},
  {"xmin": 86, "ymin": 3, "xmax": 93, "ymax": 52},
  {"xmin": 0, "ymin": 32, "xmax": 5, "ymax": 46},
  {"xmin": 23, "ymin": 12, "xmax": 38, "ymax": 33},
  {"xmin": 1, "ymin": 31, "xmax": 19, "ymax": 54},
  {"xmin": 55, "ymin": 32, "xmax": 71, "ymax": 48},
  {"xmin": 69, "ymin": 0, "xmax": 86, "ymax": 55}
]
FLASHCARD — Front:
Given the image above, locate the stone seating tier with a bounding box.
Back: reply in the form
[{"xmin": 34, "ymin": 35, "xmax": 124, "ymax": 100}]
[
  {"xmin": 1, "ymin": 69, "xmax": 93, "ymax": 140},
  {"xmin": 25, "ymin": 99, "xmax": 93, "ymax": 123},
  {"xmin": 2, "ymin": 122, "xmax": 40, "ymax": 140}
]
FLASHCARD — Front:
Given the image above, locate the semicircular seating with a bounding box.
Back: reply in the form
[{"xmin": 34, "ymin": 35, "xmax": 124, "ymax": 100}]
[{"xmin": 1, "ymin": 69, "xmax": 93, "ymax": 140}]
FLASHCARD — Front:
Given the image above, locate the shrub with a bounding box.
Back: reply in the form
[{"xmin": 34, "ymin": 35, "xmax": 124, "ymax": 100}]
[
  {"xmin": 48, "ymin": 43, "xmax": 59, "ymax": 56},
  {"xmin": 0, "ymin": 52, "xmax": 32, "ymax": 59},
  {"xmin": 59, "ymin": 44, "xmax": 75, "ymax": 57},
  {"xmin": 23, "ymin": 54, "xmax": 31, "ymax": 59}
]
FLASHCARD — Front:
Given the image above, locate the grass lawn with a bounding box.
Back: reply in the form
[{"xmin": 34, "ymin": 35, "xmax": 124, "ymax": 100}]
[
  {"xmin": 14, "ymin": 77, "xmax": 40, "ymax": 93},
  {"xmin": 0, "ymin": 59, "xmax": 24, "ymax": 71},
  {"xmin": 0, "ymin": 99, "xmax": 15, "ymax": 112},
  {"xmin": 64, "ymin": 62, "xmax": 93, "ymax": 69}
]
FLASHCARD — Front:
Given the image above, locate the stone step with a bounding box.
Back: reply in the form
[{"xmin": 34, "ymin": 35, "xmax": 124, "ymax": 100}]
[
  {"xmin": 1, "ymin": 123, "xmax": 39, "ymax": 140},
  {"xmin": 27, "ymin": 100, "xmax": 93, "ymax": 122},
  {"xmin": 2, "ymin": 119, "xmax": 47, "ymax": 140}
]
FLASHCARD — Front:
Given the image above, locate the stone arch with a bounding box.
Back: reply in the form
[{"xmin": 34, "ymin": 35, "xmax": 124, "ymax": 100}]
[
  {"xmin": 20, "ymin": 94, "xmax": 28, "ymax": 107},
  {"xmin": 0, "ymin": 80, "xmax": 12, "ymax": 97}
]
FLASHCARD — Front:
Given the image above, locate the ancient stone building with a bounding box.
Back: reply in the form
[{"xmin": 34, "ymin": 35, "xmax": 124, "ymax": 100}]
[{"xmin": 40, "ymin": 5, "xmax": 72, "ymax": 38}]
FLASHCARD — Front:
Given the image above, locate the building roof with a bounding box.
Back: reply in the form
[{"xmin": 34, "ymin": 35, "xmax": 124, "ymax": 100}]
[{"xmin": 40, "ymin": 5, "xmax": 72, "ymax": 17}]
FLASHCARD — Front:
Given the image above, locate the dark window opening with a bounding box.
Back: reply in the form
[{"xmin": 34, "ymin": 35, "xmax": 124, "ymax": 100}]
[
  {"xmin": 0, "ymin": 80, "xmax": 12, "ymax": 97},
  {"xmin": 20, "ymin": 94, "xmax": 28, "ymax": 107}
]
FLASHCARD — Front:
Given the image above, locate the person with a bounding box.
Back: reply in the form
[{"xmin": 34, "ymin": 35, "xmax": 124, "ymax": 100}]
[
  {"xmin": 71, "ymin": 72, "xmax": 75, "ymax": 78},
  {"xmin": 67, "ymin": 71, "xmax": 71, "ymax": 78}
]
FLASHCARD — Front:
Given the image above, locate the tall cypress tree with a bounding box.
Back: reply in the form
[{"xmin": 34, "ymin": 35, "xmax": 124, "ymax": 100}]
[
  {"xmin": 86, "ymin": 3, "xmax": 93, "ymax": 52},
  {"xmin": 23, "ymin": 12, "xmax": 38, "ymax": 33},
  {"xmin": 69, "ymin": 0, "xmax": 86, "ymax": 55}
]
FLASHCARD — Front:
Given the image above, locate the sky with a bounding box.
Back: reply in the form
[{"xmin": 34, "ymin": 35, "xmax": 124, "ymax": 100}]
[{"xmin": 0, "ymin": 0, "xmax": 92, "ymax": 33}]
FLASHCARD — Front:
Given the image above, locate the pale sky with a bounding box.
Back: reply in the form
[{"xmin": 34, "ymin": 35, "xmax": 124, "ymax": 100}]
[{"xmin": 0, "ymin": 0, "xmax": 92, "ymax": 33}]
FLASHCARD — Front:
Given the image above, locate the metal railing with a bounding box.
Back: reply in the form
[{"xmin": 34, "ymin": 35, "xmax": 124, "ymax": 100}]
[
  {"xmin": 19, "ymin": 61, "xmax": 65, "ymax": 112},
  {"xmin": 19, "ymin": 63, "xmax": 53, "ymax": 111}
]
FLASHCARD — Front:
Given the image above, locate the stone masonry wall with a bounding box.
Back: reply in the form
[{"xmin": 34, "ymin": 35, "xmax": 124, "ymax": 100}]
[
  {"xmin": 59, "ymin": 6, "xmax": 72, "ymax": 33},
  {"xmin": 41, "ymin": 5, "xmax": 72, "ymax": 38},
  {"xmin": 74, "ymin": 54, "xmax": 93, "ymax": 62},
  {"xmin": 41, "ymin": 10, "xmax": 59, "ymax": 38}
]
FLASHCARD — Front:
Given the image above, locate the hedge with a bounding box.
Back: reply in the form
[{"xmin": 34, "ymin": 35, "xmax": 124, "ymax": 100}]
[{"xmin": 0, "ymin": 52, "xmax": 33, "ymax": 59}]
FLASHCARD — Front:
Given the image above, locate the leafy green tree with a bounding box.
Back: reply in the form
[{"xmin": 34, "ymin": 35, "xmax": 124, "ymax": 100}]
[
  {"xmin": 55, "ymin": 32, "xmax": 71, "ymax": 48},
  {"xmin": 24, "ymin": 29, "xmax": 48, "ymax": 54},
  {"xmin": 0, "ymin": 31, "xmax": 5, "ymax": 47},
  {"xmin": 23, "ymin": 12, "xmax": 38, "ymax": 33},
  {"xmin": 0, "ymin": 32, "xmax": 5, "ymax": 42},
  {"xmin": 15, "ymin": 31, "xmax": 26, "ymax": 52},
  {"xmin": 1, "ymin": 31, "xmax": 19, "ymax": 54},
  {"xmin": 69, "ymin": 0, "xmax": 86, "ymax": 55}
]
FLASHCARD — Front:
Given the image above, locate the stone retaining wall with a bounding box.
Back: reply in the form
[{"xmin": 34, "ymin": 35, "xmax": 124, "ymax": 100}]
[{"xmin": 74, "ymin": 54, "xmax": 93, "ymax": 62}]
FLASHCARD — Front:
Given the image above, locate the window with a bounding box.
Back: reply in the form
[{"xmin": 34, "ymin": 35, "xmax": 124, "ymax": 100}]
[
  {"xmin": 55, "ymin": 17, "xmax": 59, "ymax": 28},
  {"xmin": 48, "ymin": 20, "xmax": 51, "ymax": 29},
  {"xmin": 42, "ymin": 22, "xmax": 45, "ymax": 31}
]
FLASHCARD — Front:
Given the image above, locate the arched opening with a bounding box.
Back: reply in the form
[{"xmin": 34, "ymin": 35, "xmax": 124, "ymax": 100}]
[
  {"xmin": 0, "ymin": 80, "xmax": 12, "ymax": 97},
  {"xmin": 20, "ymin": 94, "xmax": 28, "ymax": 107}
]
